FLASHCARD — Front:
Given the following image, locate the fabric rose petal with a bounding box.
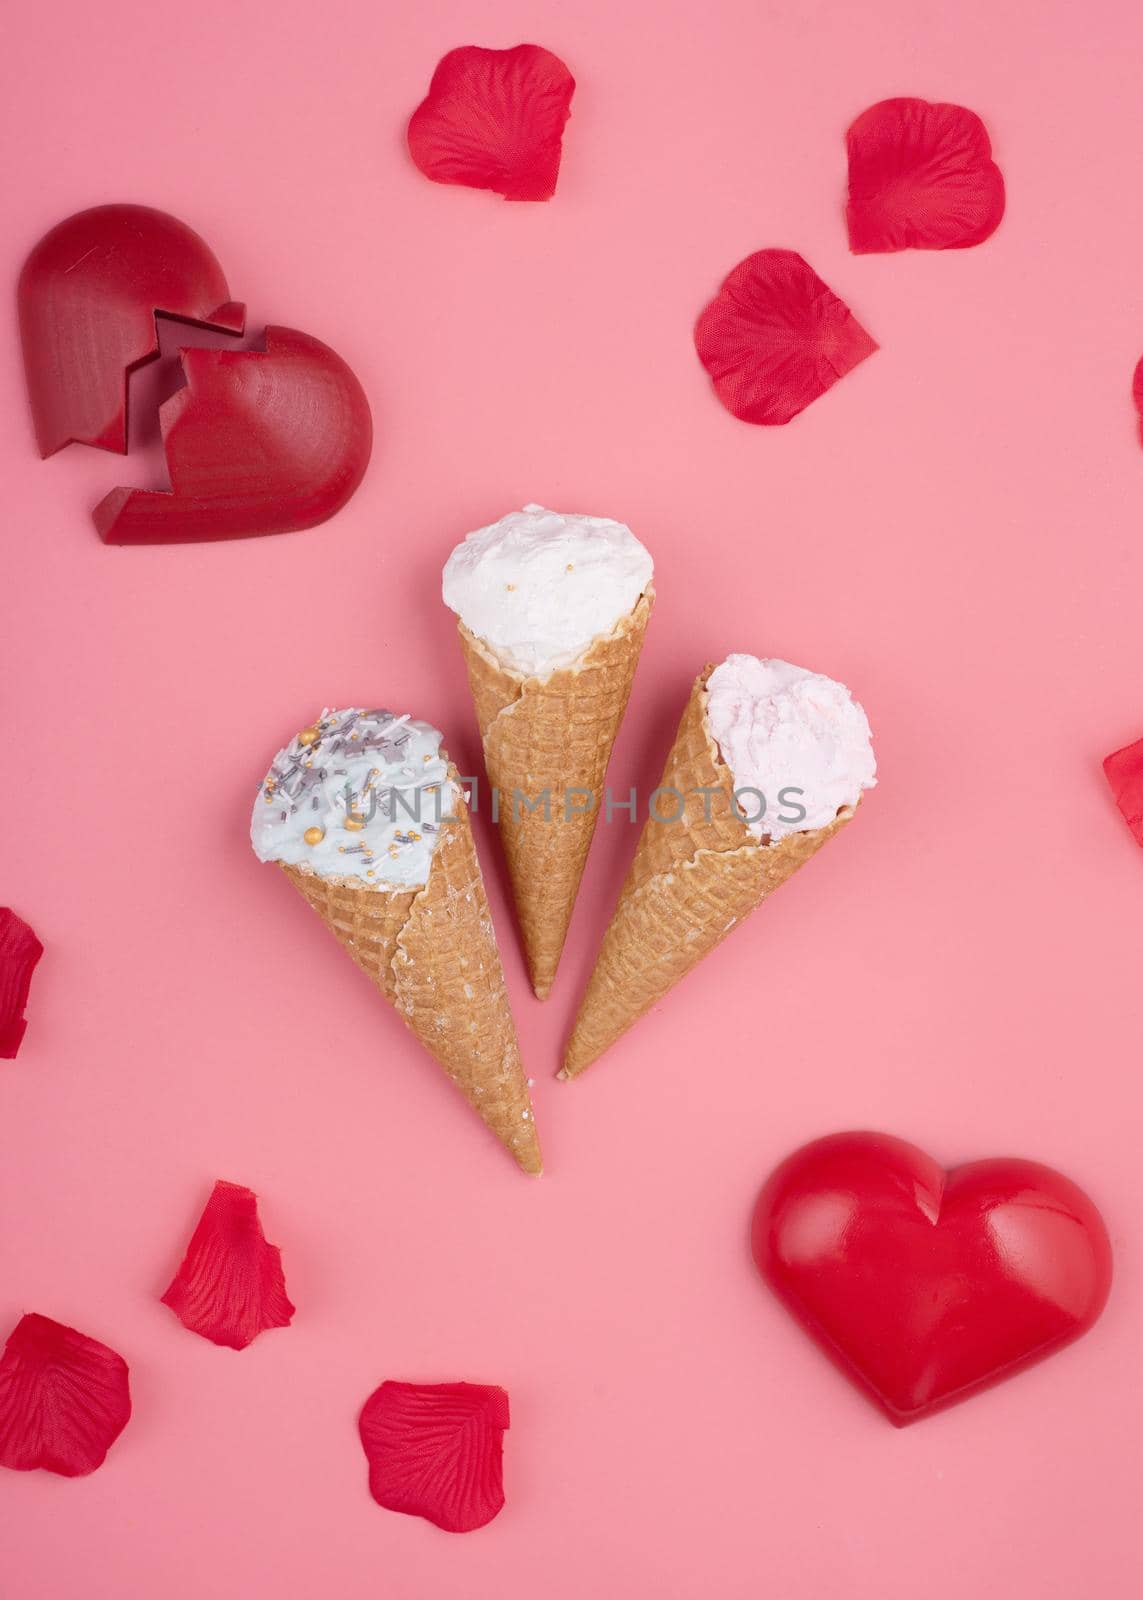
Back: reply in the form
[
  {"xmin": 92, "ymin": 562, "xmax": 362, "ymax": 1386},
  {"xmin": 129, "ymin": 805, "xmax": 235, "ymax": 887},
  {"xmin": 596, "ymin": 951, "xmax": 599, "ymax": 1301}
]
[
  {"xmin": 161, "ymin": 1180, "xmax": 295, "ymax": 1350},
  {"xmin": 1104, "ymin": 735, "xmax": 1143, "ymax": 845},
  {"xmin": 694, "ymin": 249, "xmax": 877, "ymax": 425},
  {"xmin": 1132, "ymin": 358, "xmax": 1143, "ymax": 445},
  {"xmin": 0, "ymin": 1314, "xmax": 131, "ymax": 1477},
  {"xmin": 407, "ymin": 44, "xmax": 575, "ymax": 201},
  {"xmin": 358, "ymin": 1381, "xmax": 509, "ymax": 1532},
  {"xmin": 846, "ymin": 98, "xmax": 1005, "ymax": 253},
  {"xmin": 0, "ymin": 908, "xmax": 44, "ymax": 1059}
]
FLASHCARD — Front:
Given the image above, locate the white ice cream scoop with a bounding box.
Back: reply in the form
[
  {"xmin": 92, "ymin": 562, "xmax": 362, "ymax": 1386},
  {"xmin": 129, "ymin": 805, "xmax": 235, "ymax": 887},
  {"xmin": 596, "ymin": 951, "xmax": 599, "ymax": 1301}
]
[
  {"xmin": 251, "ymin": 707, "xmax": 458, "ymax": 889},
  {"xmin": 442, "ymin": 503, "xmax": 653, "ymax": 675}
]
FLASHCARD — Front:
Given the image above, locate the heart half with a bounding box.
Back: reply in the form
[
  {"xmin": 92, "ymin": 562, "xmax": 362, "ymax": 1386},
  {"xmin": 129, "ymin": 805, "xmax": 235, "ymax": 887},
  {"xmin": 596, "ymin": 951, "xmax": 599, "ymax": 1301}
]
[
  {"xmin": 19, "ymin": 203, "xmax": 245, "ymax": 458},
  {"xmin": 751, "ymin": 1131, "xmax": 1111, "ymax": 1425},
  {"xmin": 94, "ymin": 327, "xmax": 372, "ymax": 544}
]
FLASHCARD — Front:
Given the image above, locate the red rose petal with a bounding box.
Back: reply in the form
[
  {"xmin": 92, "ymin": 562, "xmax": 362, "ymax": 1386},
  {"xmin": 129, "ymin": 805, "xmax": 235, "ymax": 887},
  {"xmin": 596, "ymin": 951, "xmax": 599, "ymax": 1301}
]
[
  {"xmin": 1104, "ymin": 735, "xmax": 1143, "ymax": 844},
  {"xmin": 0, "ymin": 908, "xmax": 44, "ymax": 1059},
  {"xmin": 161, "ymin": 1180, "xmax": 294, "ymax": 1349},
  {"xmin": 1132, "ymin": 358, "xmax": 1143, "ymax": 444},
  {"xmin": 407, "ymin": 44, "xmax": 574, "ymax": 201},
  {"xmin": 358, "ymin": 1381, "xmax": 509, "ymax": 1532},
  {"xmin": 694, "ymin": 249, "xmax": 877, "ymax": 425},
  {"xmin": 0, "ymin": 1314, "xmax": 131, "ymax": 1477},
  {"xmin": 846, "ymin": 98, "xmax": 1005, "ymax": 254}
]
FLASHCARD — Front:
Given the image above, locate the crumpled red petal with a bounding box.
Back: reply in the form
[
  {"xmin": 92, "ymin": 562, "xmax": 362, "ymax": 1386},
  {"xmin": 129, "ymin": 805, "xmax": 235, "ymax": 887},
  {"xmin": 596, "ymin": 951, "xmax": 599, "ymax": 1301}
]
[
  {"xmin": 358, "ymin": 1381, "xmax": 509, "ymax": 1532},
  {"xmin": 694, "ymin": 249, "xmax": 877, "ymax": 425},
  {"xmin": 1132, "ymin": 357, "xmax": 1143, "ymax": 444},
  {"xmin": 407, "ymin": 44, "xmax": 574, "ymax": 201},
  {"xmin": 846, "ymin": 98, "xmax": 1005, "ymax": 253},
  {"xmin": 161, "ymin": 1180, "xmax": 295, "ymax": 1350},
  {"xmin": 0, "ymin": 1314, "xmax": 131, "ymax": 1477},
  {"xmin": 0, "ymin": 908, "xmax": 44, "ymax": 1059},
  {"xmin": 1104, "ymin": 735, "xmax": 1143, "ymax": 844}
]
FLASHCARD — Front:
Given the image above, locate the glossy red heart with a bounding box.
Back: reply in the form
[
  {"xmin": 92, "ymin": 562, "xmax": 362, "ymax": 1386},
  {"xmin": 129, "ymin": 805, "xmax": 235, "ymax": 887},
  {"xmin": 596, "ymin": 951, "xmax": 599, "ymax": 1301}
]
[
  {"xmin": 752, "ymin": 1132, "xmax": 1112, "ymax": 1425},
  {"xmin": 94, "ymin": 327, "xmax": 372, "ymax": 544}
]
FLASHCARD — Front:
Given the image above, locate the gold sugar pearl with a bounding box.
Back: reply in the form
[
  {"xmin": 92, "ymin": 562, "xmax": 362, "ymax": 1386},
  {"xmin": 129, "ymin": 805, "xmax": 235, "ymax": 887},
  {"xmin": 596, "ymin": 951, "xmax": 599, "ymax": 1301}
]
[
  {"xmin": 505, "ymin": 582, "xmax": 516, "ymax": 591},
  {"xmin": 303, "ymin": 826, "xmax": 324, "ymax": 846},
  {"xmin": 344, "ymin": 816, "xmax": 365, "ymax": 832},
  {"xmin": 298, "ymin": 727, "xmax": 320, "ymax": 747}
]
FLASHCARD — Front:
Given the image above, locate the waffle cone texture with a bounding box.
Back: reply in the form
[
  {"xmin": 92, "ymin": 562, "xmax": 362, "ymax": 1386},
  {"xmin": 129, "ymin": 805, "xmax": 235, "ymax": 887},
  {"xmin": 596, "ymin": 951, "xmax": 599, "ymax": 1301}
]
[
  {"xmin": 457, "ymin": 588, "xmax": 654, "ymax": 1000},
  {"xmin": 562, "ymin": 666, "xmax": 856, "ymax": 1079},
  {"xmin": 278, "ymin": 774, "xmax": 541, "ymax": 1174}
]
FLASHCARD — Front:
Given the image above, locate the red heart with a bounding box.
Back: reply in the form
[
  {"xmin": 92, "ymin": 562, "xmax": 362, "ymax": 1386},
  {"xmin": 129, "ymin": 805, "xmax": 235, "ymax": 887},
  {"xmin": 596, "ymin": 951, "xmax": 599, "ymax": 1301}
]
[
  {"xmin": 94, "ymin": 327, "xmax": 372, "ymax": 544},
  {"xmin": 751, "ymin": 1132, "xmax": 1111, "ymax": 1425},
  {"xmin": 20, "ymin": 205, "xmax": 372, "ymax": 543}
]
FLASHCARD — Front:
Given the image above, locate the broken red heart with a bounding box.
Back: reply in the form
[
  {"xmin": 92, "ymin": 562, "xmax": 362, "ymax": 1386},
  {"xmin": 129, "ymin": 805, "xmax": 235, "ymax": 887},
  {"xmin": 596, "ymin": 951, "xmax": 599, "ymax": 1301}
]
[
  {"xmin": 752, "ymin": 1131, "xmax": 1111, "ymax": 1425},
  {"xmin": 94, "ymin": 328, "xmax": 372, "ymax": 545},
  {"xmin": 20, "ymin": 205, "xmax": 372, "ymax": 543},
  {"xmin": 694, "ymin": 249, "xmax": 877, "ymax": 425}
]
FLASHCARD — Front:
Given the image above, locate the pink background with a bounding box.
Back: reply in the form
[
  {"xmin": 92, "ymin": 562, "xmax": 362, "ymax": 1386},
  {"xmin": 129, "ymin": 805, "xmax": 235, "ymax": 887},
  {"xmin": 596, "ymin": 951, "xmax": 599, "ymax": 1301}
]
[{"xmin": 3, "ymin": 0, "xmax": 1143, "ymax": 1594}]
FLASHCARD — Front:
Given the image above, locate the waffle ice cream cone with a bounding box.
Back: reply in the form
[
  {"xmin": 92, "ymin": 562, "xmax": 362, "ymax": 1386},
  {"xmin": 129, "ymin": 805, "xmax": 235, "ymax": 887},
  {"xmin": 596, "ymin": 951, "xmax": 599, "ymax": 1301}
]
[
  {"xmin": 456, "ymin": 590, "xmax": 653, "ymax": 998},
  {"xmin": 562, "ymin": 663, "xmax": 870, "ymax": 1079},
  {"xmin": 444, "ymin": 505, "xmax": 655, "ymax": 1000},
  {"xmin": 254, "ymin": 710, "xmax": 540, "ymax": 1174}
]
